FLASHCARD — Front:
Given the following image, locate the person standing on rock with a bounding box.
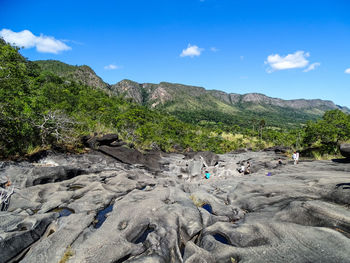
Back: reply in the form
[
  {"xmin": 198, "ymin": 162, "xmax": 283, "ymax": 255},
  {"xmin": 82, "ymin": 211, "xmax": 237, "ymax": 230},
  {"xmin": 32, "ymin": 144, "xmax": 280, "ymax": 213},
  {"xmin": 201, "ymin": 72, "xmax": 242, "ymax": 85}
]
[
  {"xmin": 292, "ymin": 152, "xmax": 296, "ymax": 164},
  {"xmin": 296, "ymin": 152, "xmax": 300, "ymax": 164},
  {"xmin": 292, "ymin": 152, "xmax": 299, "ymax": 165}
]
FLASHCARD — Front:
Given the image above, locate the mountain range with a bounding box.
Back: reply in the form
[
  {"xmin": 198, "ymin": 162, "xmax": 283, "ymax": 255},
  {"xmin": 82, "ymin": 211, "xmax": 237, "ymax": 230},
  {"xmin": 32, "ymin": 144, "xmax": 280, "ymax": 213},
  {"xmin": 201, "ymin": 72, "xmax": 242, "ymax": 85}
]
[{"xmin": 35, "ymin": 60, "xmax": 349, "ymax": 128}]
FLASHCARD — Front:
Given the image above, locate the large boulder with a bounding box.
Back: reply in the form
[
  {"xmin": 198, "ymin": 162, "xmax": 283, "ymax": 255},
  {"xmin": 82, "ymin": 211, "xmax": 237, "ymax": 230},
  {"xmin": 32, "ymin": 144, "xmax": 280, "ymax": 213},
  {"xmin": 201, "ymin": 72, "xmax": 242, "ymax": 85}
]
[
  {"xmin": 98, "ymin": 146, "xmax": 161, "ymax": 171},
  {"xmin": 96, "ymin": 134, "xmax": 119, "ymax": 145},
  {"xmin": 99, "ymin": 146, "xmax": 144, "ymax": 165},
  {"xmin": 185, "ymin": 151, "xmax": 219, "ymax": 167},
  {"xmin": 27, "ymin": 166, "xmax": 84, "ymax": 187},
  {"xmin": 82, "ymin": 133, "xmax": 120, "ymax": 149},
  {"xmin": 339, "ymin": 143, "xmax": 350, "ymax": 158}
]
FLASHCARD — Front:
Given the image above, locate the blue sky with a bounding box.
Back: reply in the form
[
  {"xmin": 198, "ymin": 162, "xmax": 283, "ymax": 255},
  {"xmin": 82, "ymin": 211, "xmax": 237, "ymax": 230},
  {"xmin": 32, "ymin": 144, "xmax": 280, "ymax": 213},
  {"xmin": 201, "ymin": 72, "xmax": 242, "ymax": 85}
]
[{"xmin": 1, "ymin": 0, "xmax": 350, "ymax": 107}]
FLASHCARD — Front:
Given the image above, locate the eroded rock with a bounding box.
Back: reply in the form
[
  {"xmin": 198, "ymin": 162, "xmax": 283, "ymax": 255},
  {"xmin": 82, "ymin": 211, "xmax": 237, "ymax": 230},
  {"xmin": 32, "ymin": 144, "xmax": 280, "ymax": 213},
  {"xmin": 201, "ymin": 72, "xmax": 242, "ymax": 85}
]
[{"xmin": 1, "ymin": 150, "xmax": 350, "ymax": 263}]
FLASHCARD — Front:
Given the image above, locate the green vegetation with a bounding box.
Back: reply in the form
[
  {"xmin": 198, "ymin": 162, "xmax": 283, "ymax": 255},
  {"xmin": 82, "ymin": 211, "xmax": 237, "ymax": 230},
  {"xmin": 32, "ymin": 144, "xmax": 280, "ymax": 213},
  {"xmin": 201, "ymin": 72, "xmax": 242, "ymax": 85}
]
[
  {"xmin": 303, "ymin": 109, "xmax": 350, "ymax": 155},
  {"xmin": 59, "ymin": 246, "xmax": 74, "ymax": 263},
  {"xmin": 0, "ymin": 39, "xmax": 237, "ymax": 157},
  {"xmin": 189, "ymin": 195, "xmax": 206, "ymax": 207},
  {"xmin": 1, "ymin": 39, "xmax": 349, "ymax": 159},
  {"xmin": 34, "ymin": 59, "xmax": 108, "ymax": 90},
  {"xmin": 34, "ymin": 60, "xmax": 76, "ymax": 76}
]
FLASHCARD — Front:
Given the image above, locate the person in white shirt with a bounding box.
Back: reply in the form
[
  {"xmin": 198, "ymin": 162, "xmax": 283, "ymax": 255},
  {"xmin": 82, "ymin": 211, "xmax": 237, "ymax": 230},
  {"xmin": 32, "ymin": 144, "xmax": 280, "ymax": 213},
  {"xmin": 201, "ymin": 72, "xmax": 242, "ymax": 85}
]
[{"xmin": 292, "ymin": 152, "xmax": 297, "ymax": 165}]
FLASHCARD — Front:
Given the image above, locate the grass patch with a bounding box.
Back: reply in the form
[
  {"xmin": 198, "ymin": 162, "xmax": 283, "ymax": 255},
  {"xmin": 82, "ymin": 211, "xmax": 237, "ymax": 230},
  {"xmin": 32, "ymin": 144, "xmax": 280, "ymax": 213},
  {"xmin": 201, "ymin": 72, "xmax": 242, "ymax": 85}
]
[
  {"xmin": 59, "ymin": 246, "xmax": 74, "ymax": 263},
  {"xmin": 312, "ymin": 152, "xmax": 343, "ymax": 160},
  {"xmin": 189, "ymin": 195, "xmax": 206, "ymax": 207},
  {"xmin": 26, "ymin": 145, "xmax": 49, "ymax": 156}
]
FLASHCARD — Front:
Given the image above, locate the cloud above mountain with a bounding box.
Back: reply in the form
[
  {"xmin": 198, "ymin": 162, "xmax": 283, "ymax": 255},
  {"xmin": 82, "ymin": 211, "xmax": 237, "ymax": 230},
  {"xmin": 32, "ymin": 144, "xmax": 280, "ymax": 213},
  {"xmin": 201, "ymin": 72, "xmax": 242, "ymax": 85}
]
[
  {"xmin": 0, "ymin": 29, "xmax": 71, "ymax": 54},
  {"xmin": 265, "ymin": 51, "xmax": 319, "ymax": 73},
  {"xmin": 104, "ymin": 64, "xmax": 120, "ymax": 70},
  {"xmin": 180, "ymin": 44, "xmax": 203, "ymax": 58},
  {"xmin": 303, "ymin": 62, "xmax": 321, "ymax": 72}
]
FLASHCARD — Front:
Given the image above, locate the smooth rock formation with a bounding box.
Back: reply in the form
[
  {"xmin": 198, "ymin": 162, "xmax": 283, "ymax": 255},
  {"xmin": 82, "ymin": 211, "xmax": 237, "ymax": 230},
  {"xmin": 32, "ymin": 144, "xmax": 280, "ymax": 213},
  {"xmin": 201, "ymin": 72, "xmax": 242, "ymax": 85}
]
[
  {"xmin": 0, "ymin": 149, "xmax": 350, "ymax": 263},
  {"xmin": 82, "ymin": 134, "xmax": 161, "ymax": 171},
  {"xmin": 340, "ymin": 143, "xmax": 350, "ymax": 158}
]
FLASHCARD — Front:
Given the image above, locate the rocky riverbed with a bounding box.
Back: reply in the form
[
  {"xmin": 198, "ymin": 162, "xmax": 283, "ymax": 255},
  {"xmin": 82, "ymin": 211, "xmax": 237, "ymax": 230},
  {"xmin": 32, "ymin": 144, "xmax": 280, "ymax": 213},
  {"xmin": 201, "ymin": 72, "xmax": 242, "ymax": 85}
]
[{"xmin": 1, "ymin": 148, "xmax": 350, "ymax": 263}]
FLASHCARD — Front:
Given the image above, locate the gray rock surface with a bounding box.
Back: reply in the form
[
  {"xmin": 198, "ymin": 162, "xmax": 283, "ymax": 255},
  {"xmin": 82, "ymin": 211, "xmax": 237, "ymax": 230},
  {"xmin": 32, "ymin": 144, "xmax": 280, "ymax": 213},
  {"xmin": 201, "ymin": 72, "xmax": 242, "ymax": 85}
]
[{"xmin": 0, "ymin": 150, "xmax": 350, "ymax": 263}]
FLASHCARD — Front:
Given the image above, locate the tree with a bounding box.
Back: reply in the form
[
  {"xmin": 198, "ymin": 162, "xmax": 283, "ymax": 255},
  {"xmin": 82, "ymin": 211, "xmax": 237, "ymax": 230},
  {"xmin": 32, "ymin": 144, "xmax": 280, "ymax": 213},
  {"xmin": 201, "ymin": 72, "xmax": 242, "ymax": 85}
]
[
  {"xmin": 259, "ymin": 119, "xmax": 266, "ymax": 140},
  {"xmin": 303, "ymin": 110, "xmax": 350, "ymax": 154}
]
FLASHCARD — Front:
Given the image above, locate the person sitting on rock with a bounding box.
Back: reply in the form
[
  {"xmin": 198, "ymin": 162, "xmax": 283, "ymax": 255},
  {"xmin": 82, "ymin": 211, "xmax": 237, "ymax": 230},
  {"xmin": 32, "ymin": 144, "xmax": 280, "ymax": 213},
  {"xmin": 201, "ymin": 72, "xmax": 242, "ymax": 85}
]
[
  {"xmin": 0, "ymin": 178, "xmax": 14, "ymax": 212},
  {"xmin": 238, "ymin": 164, "xmax": 245, "ymax": 174},
  {"xmin": 0, "ymin": 177, "xmax": 11, "ymax": 189},
  {"xmin": 5, "ymin": 179, "xmax": 11, "ymax": 188},
  {"xmin": 204, "ymin": 171, "xmax": 211, "ymax": 179},
  {"xmin": 244, "ymin": 162, "xmax": 251, "ymax": 174}
]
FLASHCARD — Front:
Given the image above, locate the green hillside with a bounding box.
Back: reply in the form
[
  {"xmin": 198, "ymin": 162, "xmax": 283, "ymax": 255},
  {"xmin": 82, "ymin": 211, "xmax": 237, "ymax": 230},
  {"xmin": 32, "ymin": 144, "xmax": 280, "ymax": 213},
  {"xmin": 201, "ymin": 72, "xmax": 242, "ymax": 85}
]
[
  {"xmin": 34, "ymin": 60, "xmax": 109, "ymax": 91},
  {"xmin": 109, "ymin": 80, "xmax": 347, "ymax": 130},
  {"xmin": 0, "ymin": 40, "xmax": 244, "ymax": 157},
  {"xmin": 34, "ymin": 61, "xmax": 348, "ymax": 130},
  {"xmin": 111, "ymin": 81, "xmax": 322, "ymax": 129}
]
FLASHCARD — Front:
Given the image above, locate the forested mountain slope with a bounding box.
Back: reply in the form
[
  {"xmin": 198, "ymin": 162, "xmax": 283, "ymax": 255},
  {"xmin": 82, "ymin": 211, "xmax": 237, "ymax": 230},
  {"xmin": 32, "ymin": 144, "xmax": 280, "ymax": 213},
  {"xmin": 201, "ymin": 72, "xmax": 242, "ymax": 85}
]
[
  {"xmin": 110, "ymin": 79, "xmax": 349, "ymax": 128},
  {"xmin": 34, "ymin": 60, "xmax": 349, "ymax": 129}
]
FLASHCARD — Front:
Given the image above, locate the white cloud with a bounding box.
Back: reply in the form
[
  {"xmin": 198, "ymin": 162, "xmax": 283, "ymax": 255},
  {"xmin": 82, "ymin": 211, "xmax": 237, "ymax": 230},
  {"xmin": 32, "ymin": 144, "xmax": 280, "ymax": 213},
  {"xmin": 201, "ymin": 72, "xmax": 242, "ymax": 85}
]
[
  {"xmin": 210, "ymin": 47, "xmax": 219, "ymax": 52},
  {"xmin": 265, "ymin": 50, "xmax": 310, "ymax": 73},
  {"xmin": 303, "ymin": 62, "xmax": 320, "ymax": 72},
  {"xmin": 180, "ymin": 44, "xmax": 203, "ymax": 58},
  {"xmin": 104, "ymin": 64, "xmax": 120, "ymax": 70},
  {"xmin": 0, "ymin": 29, "xmax": 71, "ymax": 54},
  {"xmin": 345, "ymin": 68, "xmax": 350, "ymax": 74}
]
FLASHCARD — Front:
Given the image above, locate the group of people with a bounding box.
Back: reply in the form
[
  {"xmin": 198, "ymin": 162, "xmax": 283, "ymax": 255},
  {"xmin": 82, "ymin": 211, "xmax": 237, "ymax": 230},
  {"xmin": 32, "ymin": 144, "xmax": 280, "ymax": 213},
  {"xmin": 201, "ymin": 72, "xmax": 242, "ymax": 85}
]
[{"xmin": 202, "ymin": 151, "xmax": 300, "ymax": 179}]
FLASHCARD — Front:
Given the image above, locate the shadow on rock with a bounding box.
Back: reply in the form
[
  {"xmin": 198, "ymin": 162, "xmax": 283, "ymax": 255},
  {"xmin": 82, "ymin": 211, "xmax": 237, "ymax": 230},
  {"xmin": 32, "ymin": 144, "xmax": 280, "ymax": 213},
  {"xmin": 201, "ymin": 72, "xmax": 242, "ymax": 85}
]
[{"xmin": 332, "ymin": 158, "xmax": 350, "ymax": 163}]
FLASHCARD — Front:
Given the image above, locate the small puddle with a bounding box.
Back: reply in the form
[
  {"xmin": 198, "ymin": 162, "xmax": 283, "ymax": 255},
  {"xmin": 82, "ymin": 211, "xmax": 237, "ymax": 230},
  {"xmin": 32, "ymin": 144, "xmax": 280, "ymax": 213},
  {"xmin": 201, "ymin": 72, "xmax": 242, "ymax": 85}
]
[
  {"xmin": 180, "ymin": 242, "xmax": 185, "ymax": 258},
  {"xmin": 72, "ymin": 194, "xmax": 84, "ymax": 200},
  {"xmin": 50, "ymin": 207, "xmax": 75, "ymax": 218},
  {"xmin": 202, "ymin": 204, "xmax": 213, "ymax": 214},
  {"xmin": 94, "ymin": 205, "xmax": 113, "ymax": 229},
  {"xmin": 115, "ymin": 254, "xmax": 131, "ymax": 263},
  {"xmin": 68, "ymin": 184, "xmax": 84, "ymax": 191},
  {"xmin": 213, "ymin": 233, "xmax": 229, "ymax": 244},
  {"xmin": 32, "ymin": 208, "xmax": 40, "ymax": 214},
  {"xmin": 134, "ymin": 226, "xmax": 155, "ymax": 244},
  {"xmin": 138, "ymin": 184, "xmax": 156, "ymax": 191}
]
